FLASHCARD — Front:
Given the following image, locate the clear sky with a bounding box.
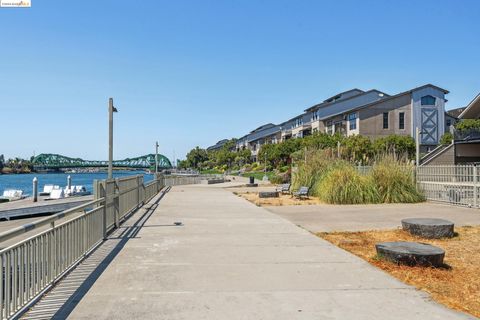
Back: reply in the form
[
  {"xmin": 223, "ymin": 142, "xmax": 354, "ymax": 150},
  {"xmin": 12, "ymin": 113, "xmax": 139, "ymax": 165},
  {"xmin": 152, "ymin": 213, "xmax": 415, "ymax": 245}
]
[{"xmin": 1, "ymin": 0, "xmax": 479, "ymax": 162}]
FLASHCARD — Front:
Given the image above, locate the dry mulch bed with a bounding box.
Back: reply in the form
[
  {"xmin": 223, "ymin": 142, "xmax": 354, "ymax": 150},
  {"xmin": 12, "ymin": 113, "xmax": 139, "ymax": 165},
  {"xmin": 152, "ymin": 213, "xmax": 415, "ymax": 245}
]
[
  {"xmin": 235, "ymin": 191, "xmax": 323, "ymax": 206},
  {"xmin": 318, "ymin": 226, "xmax": 480, "ymax": 318}
]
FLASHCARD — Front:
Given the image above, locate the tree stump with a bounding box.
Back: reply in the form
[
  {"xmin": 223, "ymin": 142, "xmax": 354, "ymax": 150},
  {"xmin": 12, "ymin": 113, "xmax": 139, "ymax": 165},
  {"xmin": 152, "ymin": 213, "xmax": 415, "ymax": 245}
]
[
  {"xmin": 375, "ymin": 241, "xmax": 445, "ymax": 267},
  {"xmin": 259, "ymin": 191, "xmax": 279, "ymax": 198},
  {"xmin": 401, "ymin": 218, "xmax": 454, "ymax": 239}
]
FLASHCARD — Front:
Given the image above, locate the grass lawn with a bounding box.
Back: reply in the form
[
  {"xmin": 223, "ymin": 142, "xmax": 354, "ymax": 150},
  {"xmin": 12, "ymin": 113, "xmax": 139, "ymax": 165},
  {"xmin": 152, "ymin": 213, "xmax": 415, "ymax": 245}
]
[{"xmin": 318, "ymin": 226, "xmax": 480, "ymax": 318}]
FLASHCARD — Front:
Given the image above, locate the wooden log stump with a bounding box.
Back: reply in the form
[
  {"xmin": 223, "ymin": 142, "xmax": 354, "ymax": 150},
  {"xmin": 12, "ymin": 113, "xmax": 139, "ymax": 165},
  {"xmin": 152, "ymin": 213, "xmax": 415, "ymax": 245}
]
[
  {"xmin": 402, "ymin": 218, "xmax": 454, "ymax": 239},
  {"xmin": 258, "ymin": 191, "xmax": 279, "ymax": 198},
  {"xmin": 376, "ymin": 241, "xmax": 445, "ymax": 267}
]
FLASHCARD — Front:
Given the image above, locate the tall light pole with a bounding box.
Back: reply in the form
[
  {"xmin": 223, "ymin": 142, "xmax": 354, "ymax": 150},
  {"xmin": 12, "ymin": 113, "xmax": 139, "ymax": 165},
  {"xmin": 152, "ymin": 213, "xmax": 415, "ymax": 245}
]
[
  {"xmin": 155, "ymin": 141, "xmax": 159, "ymax": 174},
  {"xmin": 108, "ymin": 98, "xmax": 118, "ymax": 180}
]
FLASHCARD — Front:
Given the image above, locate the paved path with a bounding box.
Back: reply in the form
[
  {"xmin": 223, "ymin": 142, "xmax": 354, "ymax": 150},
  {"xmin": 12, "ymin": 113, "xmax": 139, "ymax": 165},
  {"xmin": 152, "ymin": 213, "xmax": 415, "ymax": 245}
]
[
  {"xmin": 34, "ymin": 185, "xmax": 473, "ymax": 319},
  {"xmin": 266, "ymin": 202, "xmax": 480, "ymax": 232}
]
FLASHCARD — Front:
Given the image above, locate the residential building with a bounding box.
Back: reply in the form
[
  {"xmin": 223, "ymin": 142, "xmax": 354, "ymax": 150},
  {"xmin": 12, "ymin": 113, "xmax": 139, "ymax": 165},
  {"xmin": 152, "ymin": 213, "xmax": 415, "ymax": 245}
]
[
  {"xmin": 235, "ymin": 123, "xmax": 281, "ymax": 161},
  {"xmin": 212, "ymin": 84, "xmax": 456, "ymax": 161}
]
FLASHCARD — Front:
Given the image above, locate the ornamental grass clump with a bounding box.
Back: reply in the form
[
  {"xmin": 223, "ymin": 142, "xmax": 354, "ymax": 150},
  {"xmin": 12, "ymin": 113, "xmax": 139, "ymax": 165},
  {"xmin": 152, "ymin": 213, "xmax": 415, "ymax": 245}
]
[
  {"xmin": 371, "ymin": 157, "xmax": 424, "ymax": 203},
  {"xmin": 318, "ymin": 165, "xmax": 379, "ymax": 204},
  {"xmin": 291, "ymin": 151, "xmax": 425, "ymax": 204}
]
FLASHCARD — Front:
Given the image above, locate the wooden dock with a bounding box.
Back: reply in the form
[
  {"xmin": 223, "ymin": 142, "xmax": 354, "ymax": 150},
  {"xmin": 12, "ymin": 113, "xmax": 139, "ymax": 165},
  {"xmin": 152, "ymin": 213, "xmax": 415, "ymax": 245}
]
[{"xmin": 0, "ymin": 195, "xmax": 94, "ymax": 220}]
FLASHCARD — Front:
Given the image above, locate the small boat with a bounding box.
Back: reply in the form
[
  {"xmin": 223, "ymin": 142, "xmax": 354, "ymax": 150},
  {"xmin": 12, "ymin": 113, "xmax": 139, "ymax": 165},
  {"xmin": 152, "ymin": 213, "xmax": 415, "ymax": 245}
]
[
  {"xmin": 0, "ymin": 189, "xmax": 27, "ymax": 202},
  {"xmin": 39, "ymin": 184, "xmax": 60, "ymax": 196},
  {"xmin": 64, "ymin": 185, "xmax": 91, "ymax": 197},
  {"xmin": 49, "ymin": 188, "xmax": 65, "ymax": 200}
]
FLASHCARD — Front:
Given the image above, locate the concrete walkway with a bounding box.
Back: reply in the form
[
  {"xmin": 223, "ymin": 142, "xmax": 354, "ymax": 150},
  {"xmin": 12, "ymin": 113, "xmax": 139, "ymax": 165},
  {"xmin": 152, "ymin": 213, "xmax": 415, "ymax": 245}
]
[
  {"xmin": 50, "ymin": 185, "xmax": 472, "ymax": 319},
  {"xmin": 266, "ymin": 202, "xmax": 480, "ymax": 232}
]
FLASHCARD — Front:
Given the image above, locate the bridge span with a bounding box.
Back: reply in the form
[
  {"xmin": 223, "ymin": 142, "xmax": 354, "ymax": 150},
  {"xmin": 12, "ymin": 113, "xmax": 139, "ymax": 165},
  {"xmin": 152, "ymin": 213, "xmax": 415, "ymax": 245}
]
[{"xmin": 32, "ymin": 153, "xmax": 172, "ymax": 170}]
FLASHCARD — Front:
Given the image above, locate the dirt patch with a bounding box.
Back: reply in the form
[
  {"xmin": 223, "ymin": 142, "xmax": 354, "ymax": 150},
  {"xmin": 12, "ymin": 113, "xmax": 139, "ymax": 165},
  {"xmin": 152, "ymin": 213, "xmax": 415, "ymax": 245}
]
[
  {"xmin": 318, "ymin": 226, "xmax": 480, "ymax": 318},
  {"xmin": 234, "ymin": 191, "xmax": 323, "ymax": 206}
]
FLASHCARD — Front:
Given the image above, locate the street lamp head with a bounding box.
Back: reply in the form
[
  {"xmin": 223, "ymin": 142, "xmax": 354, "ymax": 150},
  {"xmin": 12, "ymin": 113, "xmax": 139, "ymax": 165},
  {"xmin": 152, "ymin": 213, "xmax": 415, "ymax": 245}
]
[{"xmin": 112, "ymin": 106, "xmax": 118, "ymax": 113}]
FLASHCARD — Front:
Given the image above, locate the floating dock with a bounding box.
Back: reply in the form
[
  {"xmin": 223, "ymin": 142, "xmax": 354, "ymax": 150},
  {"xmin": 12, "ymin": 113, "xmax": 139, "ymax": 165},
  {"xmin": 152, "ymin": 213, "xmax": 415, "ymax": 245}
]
[{"xmin": 0, "ymin": 195, "xmax": 94, "ymax": 220}]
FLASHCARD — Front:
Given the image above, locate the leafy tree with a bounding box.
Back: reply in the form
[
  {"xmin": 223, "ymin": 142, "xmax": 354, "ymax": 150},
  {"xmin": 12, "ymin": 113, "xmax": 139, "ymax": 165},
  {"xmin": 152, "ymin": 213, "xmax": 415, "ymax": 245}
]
[
  {"xmin": 342, "ymin": 135, "xmax": 373, "ymax": 163},
  {"xmin": 185, "ymin": 147, "xmax": 209, "ymax": 169},
  {"xmin": 302, "ymin": 132, "xmax": 343, "ymax": 150},
  {"xmin": 0, "ymin": 154, "xmax": 4, "ymax": 171},
  {"xmin": 373, "ymin": 135, "xmax": 416, "ymax": 159}
]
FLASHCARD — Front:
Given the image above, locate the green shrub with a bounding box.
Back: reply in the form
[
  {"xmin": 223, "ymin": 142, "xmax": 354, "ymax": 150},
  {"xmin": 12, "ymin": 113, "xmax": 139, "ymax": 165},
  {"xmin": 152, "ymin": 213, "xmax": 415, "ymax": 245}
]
[
  {"xmin": 440, "ymin": 132, "xmax": 453, "ymax": 145},
  {"xmin": 270, "ymin": 175, "xmax": 284, "ymax": 184},
  {"xmin": 455, "ymin": 119, "xmax": 480, "ymax": 131}
]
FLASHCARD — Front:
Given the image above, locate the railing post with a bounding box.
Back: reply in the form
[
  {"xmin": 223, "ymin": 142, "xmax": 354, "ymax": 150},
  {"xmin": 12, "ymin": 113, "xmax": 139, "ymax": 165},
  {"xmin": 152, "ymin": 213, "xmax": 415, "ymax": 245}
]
[
  {"xmin": 137, "ymin": 175, "xmax": 141, "ymax": 206},
  {"xmin": 114, "ymin": 180, "xmax": 119, "ymax": 228},
  {"xmin": 95, "ymin": 180, "xmax": 108, "ymax": 240},
  {"xmin": 474, "ymin": 165, "xmax": 478, "ymax": 208},
  {"xmin": 51, "ymin": 221, "xmax": 56, "ymax": 284}
]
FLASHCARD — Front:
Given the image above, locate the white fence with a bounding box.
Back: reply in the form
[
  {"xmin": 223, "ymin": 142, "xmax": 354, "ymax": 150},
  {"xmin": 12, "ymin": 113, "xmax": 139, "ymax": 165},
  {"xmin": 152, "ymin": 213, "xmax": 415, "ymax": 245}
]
[{"xmin": 416, "ymin": 165, "xmax": 479, "ymax": 208}]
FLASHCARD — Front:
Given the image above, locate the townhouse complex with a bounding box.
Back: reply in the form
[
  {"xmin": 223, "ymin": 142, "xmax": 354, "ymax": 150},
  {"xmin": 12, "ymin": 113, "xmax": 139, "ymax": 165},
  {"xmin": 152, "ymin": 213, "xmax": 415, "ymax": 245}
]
[{"xmin": 208, "ymin": 84, "xmax": 480, "ymax": 163}]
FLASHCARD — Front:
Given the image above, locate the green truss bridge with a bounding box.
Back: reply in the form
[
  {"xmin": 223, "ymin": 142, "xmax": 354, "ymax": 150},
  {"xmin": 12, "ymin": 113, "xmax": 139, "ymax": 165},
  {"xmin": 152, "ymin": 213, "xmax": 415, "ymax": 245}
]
[{"xmin": 32, "ymin": 153, "xmax": 172, "ymax": 170}]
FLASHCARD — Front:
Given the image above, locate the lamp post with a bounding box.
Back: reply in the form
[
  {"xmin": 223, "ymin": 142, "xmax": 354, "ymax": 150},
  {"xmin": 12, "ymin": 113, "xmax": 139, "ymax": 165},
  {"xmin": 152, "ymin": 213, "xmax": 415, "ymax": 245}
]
[
  {"xmin": 108, "ymin": 98, "xmax": 118, "ymax": 180},
  {"xmin": 155, "ymin": 141, "xmax": 159, "ymax": 174}
]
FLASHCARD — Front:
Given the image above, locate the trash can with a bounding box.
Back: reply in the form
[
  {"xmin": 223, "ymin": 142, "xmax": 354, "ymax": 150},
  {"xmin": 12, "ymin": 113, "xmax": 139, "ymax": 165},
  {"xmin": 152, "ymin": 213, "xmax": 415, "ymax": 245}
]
[{"xmin": 249, "ymin": 176, "xmax": 255, "ymax": 184}]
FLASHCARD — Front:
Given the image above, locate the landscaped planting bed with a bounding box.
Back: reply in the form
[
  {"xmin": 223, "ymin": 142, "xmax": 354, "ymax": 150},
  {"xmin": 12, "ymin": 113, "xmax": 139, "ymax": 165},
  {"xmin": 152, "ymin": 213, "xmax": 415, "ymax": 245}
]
[{"xmin": 318, "ymin": 226, "xmax": 480, "ymax": 318}]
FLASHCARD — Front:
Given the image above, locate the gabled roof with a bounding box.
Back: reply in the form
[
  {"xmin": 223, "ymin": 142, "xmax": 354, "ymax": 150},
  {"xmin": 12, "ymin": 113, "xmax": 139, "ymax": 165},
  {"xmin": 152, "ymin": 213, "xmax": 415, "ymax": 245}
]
[
  {"xmin": 305, "ymin": 89, "xmax": 367, "ymax": 112},
  {"xmin": 316, "ymin": 90, "xmax": 387, "ymax": 120},
  {"xmin": 320, "ymin": 84, "xmax": 449, "ymax": 120},
  {"xmin": 458, "ymin": 92, "xmax": 480, "ymax": 119},
  {"xmin": 250, "ymin": 123, "xmax": 276, "ymax": 133},
  {"xmin": 446, "ymin": 107, "xmax": 465, "ymax": 119},
  {"xmin": 207, "ymin": 139, "xmax": 230, "ymax": 151}
]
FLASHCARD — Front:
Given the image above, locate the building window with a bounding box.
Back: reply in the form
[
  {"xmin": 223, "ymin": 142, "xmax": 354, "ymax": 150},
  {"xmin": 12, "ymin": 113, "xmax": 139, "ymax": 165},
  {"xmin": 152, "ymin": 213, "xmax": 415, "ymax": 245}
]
[
  {"xmin": 383, "ymin": 112, "xmax": 389, "ymax": 129},
  {"xmin": 348, "ymin": 113, "xmax": 357, "ymax": 130},
  {"xmin": 421, "ymin": 95, "xmax": 436, "ymax": 106},
  {"xmin": 446, "ymin": 119, "xmax": 452, "ymax": 127},
  {"xmin": 326, "ymin": 120, "xmax": 333, "ymax": 135},
  {"xmin": 399, "ymin": 112, "xmax": 405, "ymax": 130},
  {"xmin": 312, "ymin": 111, "xmax": 319, "ymax": 121}
]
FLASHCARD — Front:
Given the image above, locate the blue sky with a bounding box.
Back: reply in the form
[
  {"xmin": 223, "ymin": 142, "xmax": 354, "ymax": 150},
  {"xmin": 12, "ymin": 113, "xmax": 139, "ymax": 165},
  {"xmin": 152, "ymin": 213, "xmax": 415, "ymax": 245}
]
[{"xmin": 1, "ymin": 0, "xmax": 479, "ymax": 161}]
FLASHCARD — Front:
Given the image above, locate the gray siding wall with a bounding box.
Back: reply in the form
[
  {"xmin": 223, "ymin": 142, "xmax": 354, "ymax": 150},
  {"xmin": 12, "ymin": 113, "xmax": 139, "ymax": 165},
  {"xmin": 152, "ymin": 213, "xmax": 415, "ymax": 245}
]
[
  {"xmin": 358, "ymin": 94, "xmax": 412, "ymax": 138},
  {"xmin": 425, "ymin": 144, "xmax": 455, "ymax": 165}
]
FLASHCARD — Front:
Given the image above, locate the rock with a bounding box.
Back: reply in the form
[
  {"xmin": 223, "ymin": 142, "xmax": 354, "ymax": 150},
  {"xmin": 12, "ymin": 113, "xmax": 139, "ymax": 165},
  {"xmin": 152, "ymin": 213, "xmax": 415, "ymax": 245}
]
[
  {"xmin": 376, "ymin": 241, "xmax": 445, "ymax": 267},
  {"xmin": 402, "ymin": 218, "xmax": 454, "ymax": 239},
  {"xmin": 258, "ymin": 191, "xmax": 279, "ymax": 198}
]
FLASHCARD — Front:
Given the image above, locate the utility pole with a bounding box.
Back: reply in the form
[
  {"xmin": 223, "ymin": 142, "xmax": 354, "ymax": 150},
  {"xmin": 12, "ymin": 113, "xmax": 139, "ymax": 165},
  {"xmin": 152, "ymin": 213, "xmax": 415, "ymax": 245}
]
[
  {"xmin": 155, "ymin": 141, "xmax": 159, "ymax": 174},
  {"xmin": 108, "ymin": 98, "xmax": 118, "ymax": 179}
]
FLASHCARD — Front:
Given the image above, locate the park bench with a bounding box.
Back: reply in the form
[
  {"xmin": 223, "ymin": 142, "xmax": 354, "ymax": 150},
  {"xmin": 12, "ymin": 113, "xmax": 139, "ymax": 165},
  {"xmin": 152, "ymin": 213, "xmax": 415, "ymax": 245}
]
[
  {"xmin": 276, "ymin": 183, "xmax": 291, "ymax": 194},
  {"xmin": 293, "ymin": 186, "xmax": 309, "ymax": 199}
]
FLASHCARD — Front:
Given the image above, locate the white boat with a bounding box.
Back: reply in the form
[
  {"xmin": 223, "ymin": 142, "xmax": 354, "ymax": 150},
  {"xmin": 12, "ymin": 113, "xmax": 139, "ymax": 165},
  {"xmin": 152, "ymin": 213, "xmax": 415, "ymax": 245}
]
[
  {"xmin": 39, "ymin": 184, "xmax": 60, "ymax": 196},
  {"xmin": 0, "ymin": 189, "xmax": 27, "ymax": 201},
  {"xmin": 64, "ymin": 185, "xmax": 90, "ymax": 197},
  {"xmin": 49, "ymin": 188, "xmax": 65, "ymax": 200}
]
